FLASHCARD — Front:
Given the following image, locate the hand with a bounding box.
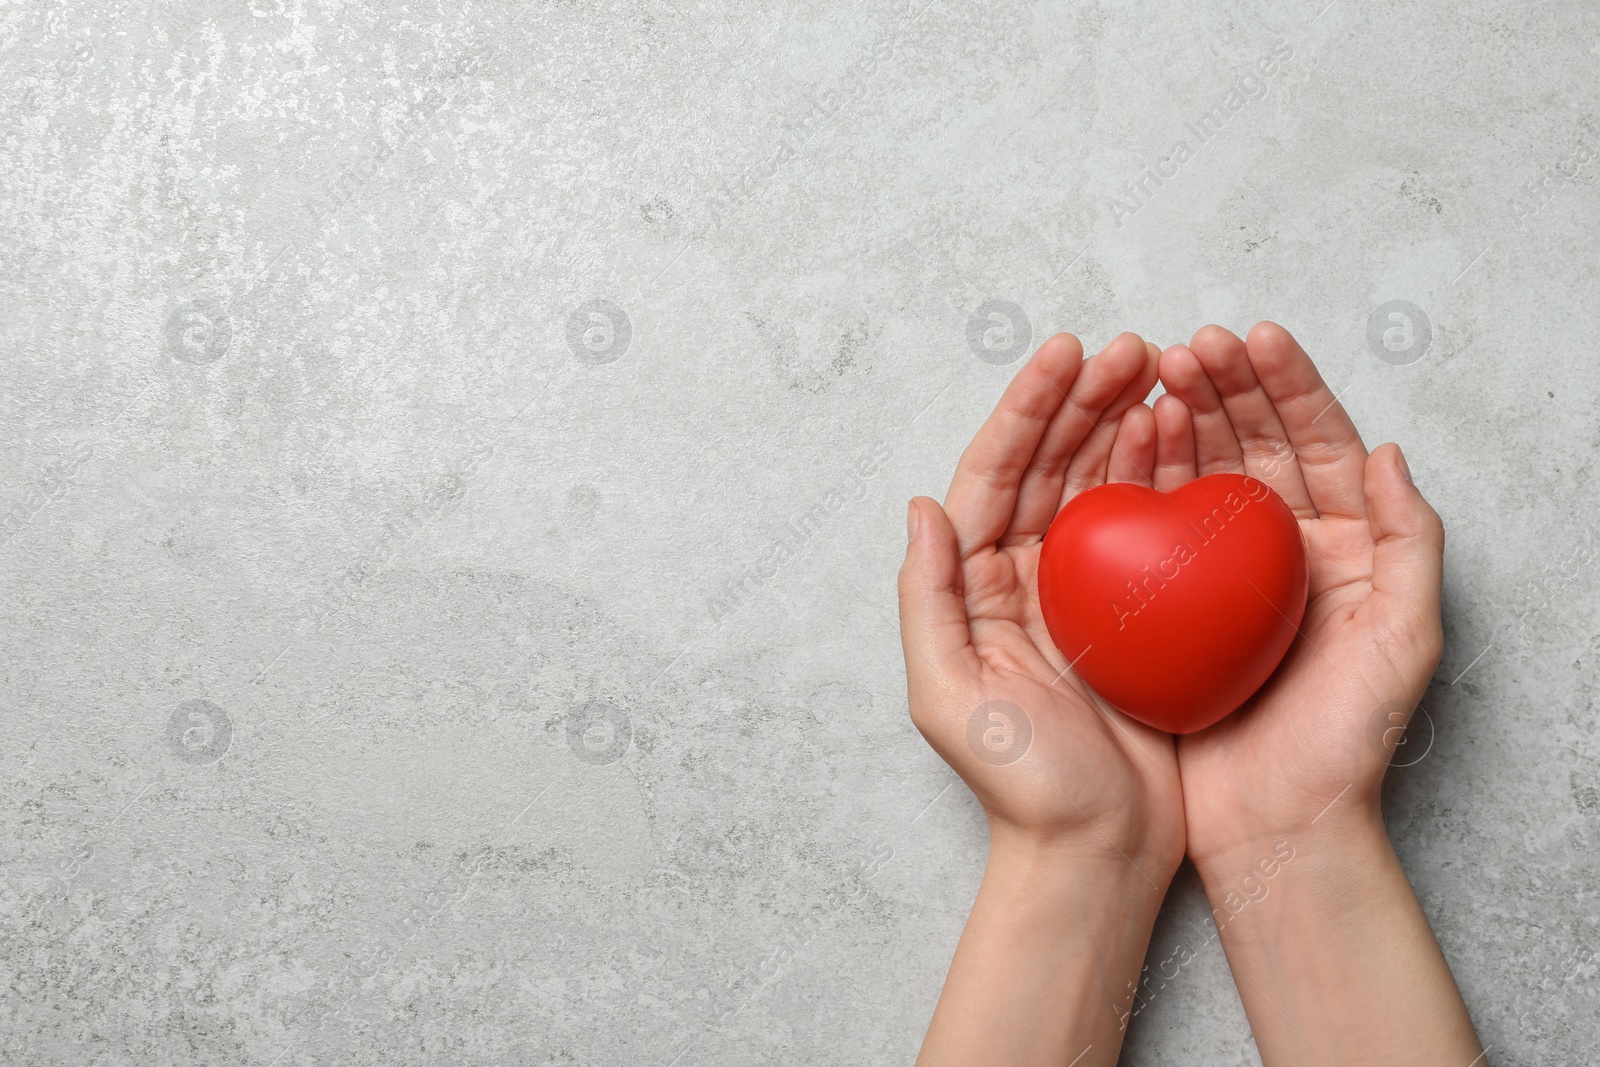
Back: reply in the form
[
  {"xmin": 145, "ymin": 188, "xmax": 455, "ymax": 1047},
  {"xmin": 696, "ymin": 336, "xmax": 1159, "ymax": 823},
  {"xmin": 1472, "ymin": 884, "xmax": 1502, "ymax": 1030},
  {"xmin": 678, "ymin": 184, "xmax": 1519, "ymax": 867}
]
[
  {"xmin": 899, "ymin": 331, "xmax": 1182, "ymax": 873},
  {"xmin": 1148, "ymin": 322, "xmax": 1445, "ymax": 863},
  {"xmin": 1146, "ymin": 322, "xmax": 1481, "ymax": 1067},
  {"xmin": 901, "ymin": 331, "xmax": 1186, "ymax": 1066}
]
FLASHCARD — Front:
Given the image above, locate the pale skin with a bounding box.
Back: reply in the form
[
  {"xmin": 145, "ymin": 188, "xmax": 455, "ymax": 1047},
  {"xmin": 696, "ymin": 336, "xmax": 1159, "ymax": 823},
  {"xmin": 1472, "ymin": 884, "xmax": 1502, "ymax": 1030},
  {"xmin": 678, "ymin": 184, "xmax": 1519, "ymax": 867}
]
[{"xmin": 900, "ymin": 323, "xmax": 1485, "ymax": 1065}]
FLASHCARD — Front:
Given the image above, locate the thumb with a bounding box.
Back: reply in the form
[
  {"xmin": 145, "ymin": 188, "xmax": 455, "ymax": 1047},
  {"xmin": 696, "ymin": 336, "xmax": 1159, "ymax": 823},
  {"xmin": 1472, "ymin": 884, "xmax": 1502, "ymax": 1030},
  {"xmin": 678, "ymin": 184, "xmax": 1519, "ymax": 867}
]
[
  {"xmin": 897, "ymin": 497, "xmax": 973, "ymax": 689},
  {"xmin": 1365, "ymin": 443, "xmax": 1445, "ymax": 654}
]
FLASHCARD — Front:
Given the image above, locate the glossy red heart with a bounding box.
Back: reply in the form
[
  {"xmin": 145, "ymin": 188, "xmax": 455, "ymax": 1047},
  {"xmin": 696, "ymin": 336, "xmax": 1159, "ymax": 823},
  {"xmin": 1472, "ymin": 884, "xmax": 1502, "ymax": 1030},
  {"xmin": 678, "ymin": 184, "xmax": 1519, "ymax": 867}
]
[{"xmin": 1037, "ymin": 473, "xmax": 1308, "ymax": 734}]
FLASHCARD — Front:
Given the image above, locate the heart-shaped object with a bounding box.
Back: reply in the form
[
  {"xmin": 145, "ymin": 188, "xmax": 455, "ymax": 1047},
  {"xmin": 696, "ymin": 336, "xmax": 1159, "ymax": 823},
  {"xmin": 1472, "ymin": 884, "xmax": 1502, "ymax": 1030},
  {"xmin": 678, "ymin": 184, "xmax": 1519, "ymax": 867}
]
[{"xmin": 1037, "ymin": 473, "xmax": 1308, "ymax": 734}]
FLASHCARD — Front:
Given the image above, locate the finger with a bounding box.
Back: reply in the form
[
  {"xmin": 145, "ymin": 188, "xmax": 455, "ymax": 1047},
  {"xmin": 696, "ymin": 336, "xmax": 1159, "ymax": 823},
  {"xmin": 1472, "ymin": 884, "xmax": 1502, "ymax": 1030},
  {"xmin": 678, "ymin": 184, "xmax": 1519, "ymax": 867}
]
[
  {"xmin": 946, "ymin": 333, "xmax": 1084, "ymax": 557},
  {"xmin": 1158, "ymin": 343, "xmax": 1243, "ymax": 476},
  {"xmin": 1187, "ymin": 324, "xmax": 1314, "ymax": 516},
  {"xmin": 1058, "ymin": 335, "xmax": 1162, "ymax": 500},
  {"xmin": 1005, "ymin": 333, "xmax": 1151, "ymax": 541},
  {"xmin": 1107, "ymin": 404, "xmax": 1156, "ymax": 486},
  {"xmin": 1245, "ymin": 321, "xmax": 1370, "ymax": 519},
  {"xmin": 1152, "ymin": 393, "xmax": 1197, "ymax": 491},
  {"xmin": 1115, "ymin": 340, "xmax": 1166, "ymax": 418},
  {"xmin": 1363, "ymin": 445, "xmax": 1445, "ymax": 669},
  {"xmin": 899, "ymin": 498, "xmax": 979, "ymax": 691}
]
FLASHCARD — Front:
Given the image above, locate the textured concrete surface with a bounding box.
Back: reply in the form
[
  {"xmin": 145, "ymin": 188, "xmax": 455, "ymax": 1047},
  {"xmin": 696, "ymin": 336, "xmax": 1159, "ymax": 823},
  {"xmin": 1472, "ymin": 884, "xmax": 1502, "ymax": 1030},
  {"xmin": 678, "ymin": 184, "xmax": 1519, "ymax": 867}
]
[{"xmin": 2, "ymin": 0, "xmax": 1597, "ymax": 1063}]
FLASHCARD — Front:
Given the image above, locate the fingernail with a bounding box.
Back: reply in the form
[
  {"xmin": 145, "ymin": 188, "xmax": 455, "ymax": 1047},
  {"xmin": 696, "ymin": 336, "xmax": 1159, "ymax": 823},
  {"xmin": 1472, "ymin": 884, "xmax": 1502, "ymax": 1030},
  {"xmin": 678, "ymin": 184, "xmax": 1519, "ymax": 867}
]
[
  {"xmin": 907, "ymin": 500, "xmax": 921, "ymax": 543},
  {"xmin": 1395, "ymin": 447, "xmax": 1412, "ymax": 484}
]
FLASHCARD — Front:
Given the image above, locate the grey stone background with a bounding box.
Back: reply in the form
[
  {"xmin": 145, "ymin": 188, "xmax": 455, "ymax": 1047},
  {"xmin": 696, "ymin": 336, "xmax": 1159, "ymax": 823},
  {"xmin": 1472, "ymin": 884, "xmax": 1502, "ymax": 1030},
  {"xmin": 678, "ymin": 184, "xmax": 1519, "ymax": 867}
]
[{"xmin": 2, "ymin": 0, "xmax": 1596, "ymax": 1063}]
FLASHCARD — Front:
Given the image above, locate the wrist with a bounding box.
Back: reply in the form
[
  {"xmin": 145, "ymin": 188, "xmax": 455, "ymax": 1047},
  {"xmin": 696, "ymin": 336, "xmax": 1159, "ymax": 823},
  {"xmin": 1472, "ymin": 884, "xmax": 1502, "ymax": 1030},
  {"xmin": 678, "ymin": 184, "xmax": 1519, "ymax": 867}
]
[
  {"xmin": 1187, "ymin": 782, "xmax": 1385, "ymax": 880},
  {"xmin": 1190, "ymin": 809, "xmax": 1393, "ymax": 937},
  {"xmin": 988, "ymin": 800, "xmax": 1186, "ymax": 890},
  {"xmin": 920, "ymin": 813, "xmax": 1178, "ymax": 1065},
  {"xmin": 1183, "ymin": 810, "xmax": 1484, "ymax": 1064},
  {"xmin": 987, "ymin": 823, "xmax": 1178, "ymax": 906}
]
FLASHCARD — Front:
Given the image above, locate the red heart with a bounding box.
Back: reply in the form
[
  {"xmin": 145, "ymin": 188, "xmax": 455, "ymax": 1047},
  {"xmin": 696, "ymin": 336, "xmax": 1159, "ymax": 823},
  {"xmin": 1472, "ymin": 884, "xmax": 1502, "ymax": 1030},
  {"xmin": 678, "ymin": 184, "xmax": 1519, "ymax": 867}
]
[{"xmin": 1037, "ymin": 473, "xmax": 1308, "ymax": 734}]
